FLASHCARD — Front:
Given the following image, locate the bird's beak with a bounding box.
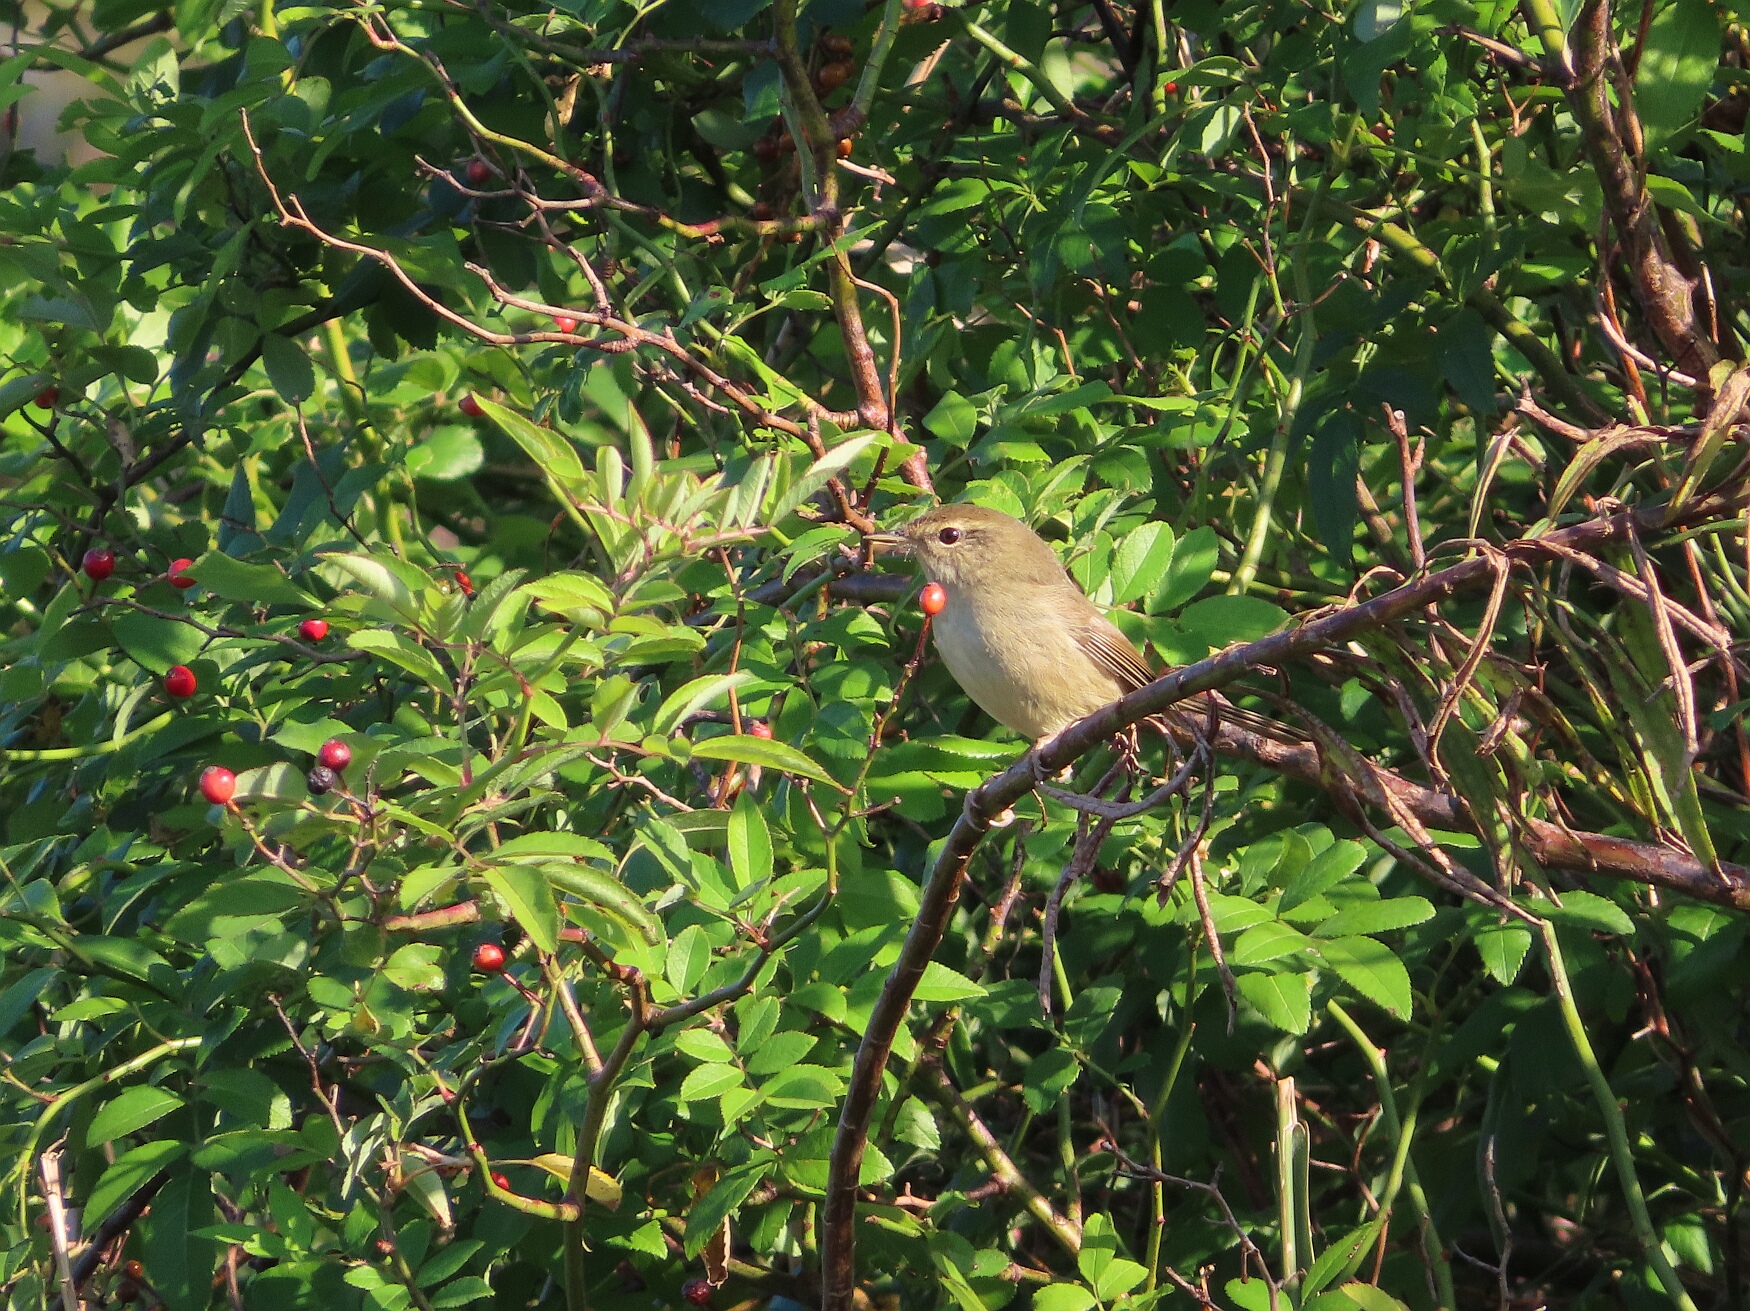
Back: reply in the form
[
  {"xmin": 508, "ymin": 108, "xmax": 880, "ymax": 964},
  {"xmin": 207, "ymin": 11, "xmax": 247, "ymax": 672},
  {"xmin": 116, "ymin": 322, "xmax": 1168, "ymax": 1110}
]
[{"xmin": 865, "ymin": 529, "xmax": 911, "ymax": 555}]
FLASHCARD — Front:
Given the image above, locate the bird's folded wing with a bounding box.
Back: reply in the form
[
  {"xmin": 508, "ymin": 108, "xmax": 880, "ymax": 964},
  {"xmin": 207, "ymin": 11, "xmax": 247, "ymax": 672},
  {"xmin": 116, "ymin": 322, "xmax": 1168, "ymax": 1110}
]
[
  {"xmin": 1075, "ymin": 615, "xmax": 1155, "ymax": 693},
  {"xmin": 1076, "ymin": 613, "xmax": 1309, "ymax": 743}
]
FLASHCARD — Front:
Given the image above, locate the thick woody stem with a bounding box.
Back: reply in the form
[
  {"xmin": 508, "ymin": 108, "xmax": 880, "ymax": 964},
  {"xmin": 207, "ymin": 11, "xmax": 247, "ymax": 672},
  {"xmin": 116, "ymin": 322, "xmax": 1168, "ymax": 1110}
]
[{"xmin": 1564, "ymin": 0, "xmax": 1719, "ymax": 384}]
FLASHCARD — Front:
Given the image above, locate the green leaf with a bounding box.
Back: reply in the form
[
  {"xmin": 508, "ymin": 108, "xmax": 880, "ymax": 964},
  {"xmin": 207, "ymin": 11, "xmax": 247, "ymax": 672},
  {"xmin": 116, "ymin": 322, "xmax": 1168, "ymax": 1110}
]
[
  {"xmin": 1022, "ymin": 1047, "xmax": 1080, "ymax": 1113},
  {"xmin": 1473, "ymin": 921, "xmax": 1533, "ymax": 986},
  {"xmin": 482, "ymin": 864, "xmax": 559, "ymax": 953},
  {"xmin": 1313, "ymin": 897, "xmax": 1434, "ymax": 939},
  {"xmin": 674, "ymin": 1029, "xmax": 736, "ymax": 1063},
  {"xmin": 1636, "ymin": 0, "xmax": 1721, "ymax": 150},
  {"xmin": 383, "ymin": 943, "xmax": 447, "ymax": 992},
  {"xmin": 1094, "ymin": 1258, "xmax": 1146, "ymax": 1302},
  {"xmin": 88, "ymin": 1086, "xmax": 185, "ymax": 1146},
  {"xmin": 1318, "ymin": 936, "xmax": 1412, "ymax": 1018},
  {"xmin": 429, "ymin": 1277, "xmax": 493, "ymax": 1307},
  {"xmin": 1532, "ymin": 890, "xmax": 1635, "ymax": 936},
  {"xmin": 328, "ymin": 552, "xmax": 419, "ymax": 617},
  {"xmin": 478, "ymin": 397, "xmax": 585, "ymax": 487},
  {"xmin": 1302, "ymin": 1220, "xmax": 1381, "ymax": 1297},
  {"xmin": 667, "ymin": 924, "xmax": 710, "ymax": 995},
  {"xmin": 1233, "ymin": 921, "xmax": 1311, "ymax": 965},
  {"xmin": 727, "ymin": 791, "xmax": 772, "ymax": 890},
  {"xmin": 1237, "ymin": 970, "xmax": 1312, "ymax": 1033},
  {"xmin": 0, "ymin": 370, "xmax": 55, "ymax": 418},
  {"xmin": 541, "ymin": 863, "xmax": 662, "ymax": 945},
  {"xmin": 111, "ymin": 611, "xmax": 203, "ymax": 674},
  {"xmin": 144, "ymin": 1166, "xmax": 215, "ymax": 1311},
  {"xmin": 1281, "ymin": 839, "xmax": 1368, "ymax": 912},
  {"xmin": 760, "ymin": 1063, "xmax": 844, "ymax": 1108},
  {"xmin": 1157, "ymin": 525, "xmax": 1219, "ymax": 612},
  {"xmin": 1030, "ymin": 1287, "xmax": 1096, "ymax": 1311},
  {"xmin": 524, "ymin": 572, "xmax": 616, "ymax": 626},
  {"xmin": 1110, "ymin": 521, "xmax": 1175, "ymax": 606},
  {"xmin": 913, "ymin": 961, "xmax": 986, "ymax": 1002},
  {"xmin": 1338, "ymin": 1285, "xmax": 1411, "ymax": 1311},
  {"xmin": 684, "ymin": 1162, "xmax": 769, "ymax": 1257},
  {"xmin": 923, "ymin": 391, "xmax": 979, "ymax": 446},
  {"xmin": 1178, "ymin": 594, "xmax": 1289, "ymax": 650},
  {"xmin": 348, "ymin": 629, "xmax": 450, "ymax": 689},
  {"xmin": 654, "ymin": 671, "xmax": 756, "ymax": 736},
  {"xmin": 184, "ymin": 552, "xmax": 314, "ymax": 609},
  {"xmin": 768, "ymin": 432, "xmax": 880, "ymax": 525},
  {"xmin": 87, "ymin": 1139, "xmax": 188, "ymax": 1227},
  {"xmin": 406, "ymin": 425, "xmax": 484, "ymax": 481},
  {"xmin": 233, "ymin": 763, "xmax": 308, "ymax": 803},
  {"xmin": 689, "ymin": 734, "xmax": 834, "ymax": 784},
  {"xmin": 260, "ymin": 333, "xmax": 315, "ymax": 404},
  {"xmin": 678, "ymin": 1062, "xmax": 744, "ymax": 1101}
]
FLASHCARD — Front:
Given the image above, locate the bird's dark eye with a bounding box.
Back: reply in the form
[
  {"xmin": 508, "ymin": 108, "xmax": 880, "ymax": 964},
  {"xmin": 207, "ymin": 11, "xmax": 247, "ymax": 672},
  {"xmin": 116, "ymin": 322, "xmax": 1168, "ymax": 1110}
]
[{"xmin": 937, "ymin": 527, "xmax": 962, "ymax": 545}]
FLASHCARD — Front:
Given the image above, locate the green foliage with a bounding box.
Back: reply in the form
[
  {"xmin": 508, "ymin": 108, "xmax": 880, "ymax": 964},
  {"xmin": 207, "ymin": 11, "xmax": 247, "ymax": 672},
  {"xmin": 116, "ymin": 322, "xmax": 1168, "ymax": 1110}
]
[{"xmin": 3, "ymin": 1, "xmax": 1750, "ymax": 1310}]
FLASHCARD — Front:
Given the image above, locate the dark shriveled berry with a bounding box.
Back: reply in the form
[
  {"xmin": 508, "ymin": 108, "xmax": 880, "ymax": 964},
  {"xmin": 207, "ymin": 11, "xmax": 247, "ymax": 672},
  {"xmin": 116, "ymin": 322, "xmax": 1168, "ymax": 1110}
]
[{"xmin": 307, "ymin": 764, "xmax": 339, "ymax": 796}]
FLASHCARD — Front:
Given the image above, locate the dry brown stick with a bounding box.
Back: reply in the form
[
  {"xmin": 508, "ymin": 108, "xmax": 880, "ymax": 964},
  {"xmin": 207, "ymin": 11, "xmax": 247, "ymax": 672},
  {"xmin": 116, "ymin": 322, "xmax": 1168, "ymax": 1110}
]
[
  {"xmin": 1628, "ymin": 519, "xmax": 1699, "ymax": 764},
  {"xmin": 40, "ymin": 1147, "xmax": 79, "ymax": 1311},
  {"xmin": 1384, "ymin": 406, "xmax": 1425, "ymax": 569}
]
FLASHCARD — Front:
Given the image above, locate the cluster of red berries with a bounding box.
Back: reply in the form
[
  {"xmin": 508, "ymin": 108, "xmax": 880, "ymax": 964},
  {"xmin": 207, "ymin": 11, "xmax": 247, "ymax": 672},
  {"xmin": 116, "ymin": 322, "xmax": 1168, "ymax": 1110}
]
[
  {"xmin": 198, "ymin": 738, "xmax": 350, "ymax": 807},
  {"xmin": 82, "ymin": 548, "xmax": 199, "ymax": 588}
]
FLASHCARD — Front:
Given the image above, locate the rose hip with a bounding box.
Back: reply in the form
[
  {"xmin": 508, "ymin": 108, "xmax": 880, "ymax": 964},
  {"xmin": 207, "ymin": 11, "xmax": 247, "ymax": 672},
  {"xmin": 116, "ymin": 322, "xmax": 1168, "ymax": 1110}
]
[{"xmin": 200, "ymin": 767, "xmax": 236, "ymax": 805}]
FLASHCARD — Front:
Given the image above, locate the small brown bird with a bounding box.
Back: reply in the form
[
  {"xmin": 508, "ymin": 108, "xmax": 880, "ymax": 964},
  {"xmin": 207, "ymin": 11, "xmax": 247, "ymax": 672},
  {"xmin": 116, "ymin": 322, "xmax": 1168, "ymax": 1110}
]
[
  {"xmin": 871, "ymin": 504, "xmax": 1166, "ymax": 741},
  {"xmin": 872, "ymin": 503, "xmax": 1292, "ymax": 746}
]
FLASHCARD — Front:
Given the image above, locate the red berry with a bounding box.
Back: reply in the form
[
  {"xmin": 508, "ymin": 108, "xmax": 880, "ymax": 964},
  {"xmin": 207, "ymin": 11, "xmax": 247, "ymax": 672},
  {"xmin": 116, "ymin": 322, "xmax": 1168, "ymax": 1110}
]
[
  {"xmin": 490, "ymin": 1171, "xmax": 511, "ymax": 1192},
  {"xmin": 920, "ymin": 582, "xmax": 946, "ymax": 617},
  {"xmin": 815, "ymin": 61, "xmax": 853, "ymax": 94},
  {"xmin": 200, "ymin": 766, "xmax": 236, "ymax": 805},
  {"xmin": 473, "ymin": 942, "xmax": 506, "ymax": 973},
  {"xmin": 167, "ymin": 558, "xmax": 195, "ymax": 589},
  {"xmin": 34, "ymin": 386, "xmax": 58, "ymax": 410},
  {"xmin": 82, "ymin": 548, "xmax": 115, "ymax": 581},
  {"xmin": 553, "ymin": 315, "xmax": 578, "ymax": 333},
  {"xmin": 1164, "ymin": 81, "xmax": 1179, "ymax": 94},
  {"xmin": 682, "ymin": 1279, "xmax": 713, "ymax": 1306},
  {"xmin": 318, "ymin": 738, "xmax": 352, "ymax": 771},
  {"xmin": 453, "ymin": 569, "xmax": 473, "ymax": 596},
  {"xmin": 837, "ymin": 138, "xmax": 853, "ymax": 159},
  {"xmin": 459, "ymin": 395, "xmax": 485, "ymax": 418},
  {"xmin": 165, "ymin": 666, "xmax": 197, "ymax": 698},
  {"xmin": 300, "ymin": 618, "xmax": 329, "ymax": 642},
  {"xmin": 749, "ymin": 720, "xmax": 773, "ymax": 739},
  {"xmin": 465, "ymin": 159, "xmax": 492, "ymax": 186},
  {"xmin": 124, "ymin": 1261, "xmax": 145, "ymax": 1280}
]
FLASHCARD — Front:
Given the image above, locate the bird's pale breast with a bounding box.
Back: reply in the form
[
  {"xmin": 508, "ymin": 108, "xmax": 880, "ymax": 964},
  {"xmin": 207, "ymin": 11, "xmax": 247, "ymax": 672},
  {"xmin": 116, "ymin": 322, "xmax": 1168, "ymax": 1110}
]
[{"xmin": 930, "ymin": 583, "xmax": 1128, "ymax": 741}]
